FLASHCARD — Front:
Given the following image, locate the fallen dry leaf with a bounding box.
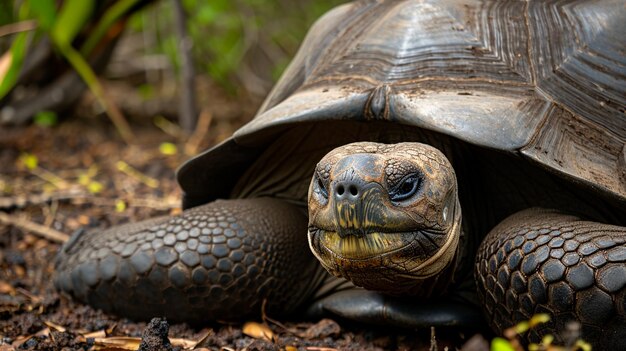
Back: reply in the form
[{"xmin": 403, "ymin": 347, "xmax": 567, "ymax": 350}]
[
  {"xmin": 11, "ymin": 328, "xmax": 51, "ymax": 348},
  {"xmin": 242, "ymin": 321, "xmax": 275, "ymax": 342},
  {"xmin": 303, "ymin": 319, "xmax": 341, "ymax": 339},
  {"xmin": 170, "ymin": 336, "xmax": 206, "ymax": 350},
  {"xmin": 0, "ymin": 280, "xmax": 15, "ymax": 294},
  {"xmin": 43, "ymin": 320, "xmax": 67, "ymax": 332},
  {"xmin": 82, "ymin": 330, "xmax": 108, "ymax": 339},
  {"xmin": 93, "ymin": 337, "xmax": 141, "ymax": 350},
  {"xmin": 15, "ymin": 287, "xmax": 43, "ymax": 305}
]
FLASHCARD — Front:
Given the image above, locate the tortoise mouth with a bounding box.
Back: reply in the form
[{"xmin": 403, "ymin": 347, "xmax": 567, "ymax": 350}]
[{"xmin": 309, "ymin": 226, "xmax": 441, "ymax": 261}]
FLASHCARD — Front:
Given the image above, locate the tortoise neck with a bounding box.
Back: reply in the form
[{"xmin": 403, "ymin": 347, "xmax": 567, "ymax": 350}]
[{"xmin": 387, "ymin": 247, "xmax": 460, "ymax": 298}]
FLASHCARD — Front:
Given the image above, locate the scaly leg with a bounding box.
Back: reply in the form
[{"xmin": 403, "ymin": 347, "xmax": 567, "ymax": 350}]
[
  {"xmin": 55, "ymin": 198, "xmax": 323, "ymax": 322},
  {"xmin": 476, "ymin": 208, "xmax": 626, "ymax": 348}
]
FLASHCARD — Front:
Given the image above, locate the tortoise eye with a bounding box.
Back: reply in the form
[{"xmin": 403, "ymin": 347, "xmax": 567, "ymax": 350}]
[
  {"xmin": 316, "ymin": 176, "xmax": 328, "ymax": 199},
  {"xmin": 389, "ymin": 173, "xmax": 420, "ymax": 202}
]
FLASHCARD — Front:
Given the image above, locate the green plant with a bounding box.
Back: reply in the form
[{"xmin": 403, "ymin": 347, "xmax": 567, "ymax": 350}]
[
  {"xmin": 130, "ymin": 0, "xmax": 346, "ymax": 92},
  {"xmin": 492, "ymin": 314, "xmax": 592, "ymax": 351},
  {"xmin": 0, "ymin": 0, "xmax": 150, "ymax": 140}
]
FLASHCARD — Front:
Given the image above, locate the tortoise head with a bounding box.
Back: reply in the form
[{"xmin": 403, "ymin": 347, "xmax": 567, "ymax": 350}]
[{"xmin": 307, "ymin": 142, "xmax": 461, "ymax": 295}]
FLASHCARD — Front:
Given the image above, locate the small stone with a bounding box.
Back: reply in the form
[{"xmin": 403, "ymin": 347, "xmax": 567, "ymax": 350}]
[
  {"xmin": 304, "ymin": 319, "xmax": 341, "ymax": 339},
  {"xmin": 138, "ymin": 317, "xmax": 173, "ymax": 351}
]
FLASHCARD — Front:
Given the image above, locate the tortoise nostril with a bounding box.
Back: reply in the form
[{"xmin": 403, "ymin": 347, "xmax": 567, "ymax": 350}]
[
  {"xmin": 337, "ymin": 185, "xmax": 345, "ymax": 196},
  {"xmin": 335, "ymin": 182, "xmax": 361, "ymax": 199},
  {"xmin": 349, "ymin": 185, "xmax": 358, "ymax": 196}
]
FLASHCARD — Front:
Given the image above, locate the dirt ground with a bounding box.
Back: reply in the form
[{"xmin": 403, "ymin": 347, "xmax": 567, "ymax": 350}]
[{"xmin": 0, "ymin": 85, "xmax": 490, "ymax": 350}]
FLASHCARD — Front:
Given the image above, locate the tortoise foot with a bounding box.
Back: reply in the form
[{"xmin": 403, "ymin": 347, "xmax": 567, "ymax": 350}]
[
  {"xmin": 476, "ymin": 208, "xmax": 626, "ymax": 349},
  {"xmin": 308, "ymin": 288, "xmax": 483, "ymax": 328},
  {"xmin": 55, "ymin": 198, "xmax": 322, "ymax": 322}
]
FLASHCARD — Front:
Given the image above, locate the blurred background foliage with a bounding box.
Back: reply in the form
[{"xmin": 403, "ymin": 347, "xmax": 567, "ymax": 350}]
[
  {"xmin": 127, "ymin": 0, "xmax": 345, "ymax": 93},
  {"xmin": 0, "ymin": 0, "xmax": 345, "ymax": 133},
  {"xmin": 192, "ymin": 0, "xmax": 343, "ymax": 90}
]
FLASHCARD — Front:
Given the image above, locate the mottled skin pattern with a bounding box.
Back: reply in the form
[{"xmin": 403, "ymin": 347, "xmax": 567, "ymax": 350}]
[{"xmin": 55, "ymin": 199, "xmax": 322, "ymax": 322}]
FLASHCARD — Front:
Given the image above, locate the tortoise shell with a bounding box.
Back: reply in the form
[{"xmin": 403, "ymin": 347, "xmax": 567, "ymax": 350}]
[{"xmin": 178, "ymin": 0, "xmax": 626, "ymax": 208}]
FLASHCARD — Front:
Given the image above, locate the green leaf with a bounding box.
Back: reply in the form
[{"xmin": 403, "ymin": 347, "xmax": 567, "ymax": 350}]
[
  {"xmin": 80, "ymin": 0, "xmax": 142, "ymax": 55},
  {"xmin": 159, "ymin": 142, "xmax": 178, "ymax": 156},
  {"xmin": 87, "ymin": 181, "xmax": 103, "ymax": 194},
  {"xmin": 576, "ymin": 339, "xmax": 592, "ymax": 351},
  {"xmin": 0, "ymin": 2, "xmax": 15, "ymax": 26},
  {"xmin": 19, "ymin": 153, "xmax": 38, "ymax": 170},
  {"xmin": 541, "ymin": 334, "xmax": 554, "ymax": 346},
  {"xmin": 51, "ymin": 0, "xmax": 94, "ymax": 47},
  {"xmin": 28, "ymin": 0, "xmax": 56, "ymax": 30},
  {"xmin": 34, "ymin": 110, "xmax": 58, "ymax": 127},
  {"xmin": 529, "ymin": 313, "xmax": 551, "ymax": 327},
  {"xmin": 514, "ymin": 321, "xmax": 529, "ymax": 334},
  {"xmin": 0, "ymin": 32, "xmax": 29, "ymax": 99},
  {"xmin": 115, "ymin": 199, "xmax": 127, "ymax": 212},
  {"xmin": 196, "ymin": 5, "xmax": 219, "ymax": 25},
  {"xmin": 137, "ymin": 84, "xmax": 154, "ymax": 100},
  {"xmin": 490, "ymin": 337, "xmax": 515, "ymax": 351}
]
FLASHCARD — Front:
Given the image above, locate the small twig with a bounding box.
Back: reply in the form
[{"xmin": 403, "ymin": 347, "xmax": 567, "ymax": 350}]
[
  {"xmin": 78, "ymin": 196, "xmax": 179, "ymax": 210},
  {"xmin": 42, "ymin": 200, "xmax": 58, "ymax": 228},
  {"xmin": 154, "ymin": 115, "xmax": 184, "ymax": 138},
  {"xmin": 430, "ymin": 326, "xmax": 438, "ymax": 351},
  {"xmin": 116, "ymin": 161, "xmax": 159, "ymax": 188},
  {"xmin": 261, "ymin": 299, "xmax": 298, "ymax": 337},
  {"xmin": 0, "ymin": 212, "xmax": 69, "ymax": 243},
  {"xmin": 100, "ymin": 80, "xmax": 135, "ymax": 144},
  {"xmin": 16, "ymin": 287, "xmax": 43, "ymax": 304},
  {"xmin": 0, "ymin": 20, "xmax": 37, "ymax": 37},
  {"xmin": 57, "ymin": 41, "xmax": 135, "ymax": 144},
  {"xmin": 30, "ymin": 167, "xmax": 69, "ymax": 189},
  {"xmin": 184, "ymin": 108, "xmax": 212, "ymax": 155},
  {"xmin": 0, "ymin": 189, "xmax": 87, "ymax": 210}
]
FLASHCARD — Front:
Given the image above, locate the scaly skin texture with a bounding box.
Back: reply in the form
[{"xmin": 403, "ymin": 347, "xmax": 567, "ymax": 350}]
[
  {"xmin": 55, "ymin": 198, "xmax": 321, "ymax": 323},
  {"xmin": 476, "ymin": 208, "xmax": 626, "ymax": 349}
]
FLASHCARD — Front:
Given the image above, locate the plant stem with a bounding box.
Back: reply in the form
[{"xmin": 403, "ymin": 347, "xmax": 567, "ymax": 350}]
[{"xmin": 59, "ymin": 43, "xmax": 134, "ymax": 144}]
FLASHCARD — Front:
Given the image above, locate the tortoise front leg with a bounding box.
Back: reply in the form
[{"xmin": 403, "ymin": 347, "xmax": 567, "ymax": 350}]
[
  {"xmin": 54, "ymin": 198, "xmax": 323, "ymax": 322},
  {"xmin": 476, "ymin": 208, "xmax": 626, "ymax": 349}
]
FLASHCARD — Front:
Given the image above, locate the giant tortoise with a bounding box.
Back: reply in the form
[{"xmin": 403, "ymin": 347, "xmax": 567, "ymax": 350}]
[{"xmin": 55, "ymin": 0, "xmax": 626, "ymax": 348}]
